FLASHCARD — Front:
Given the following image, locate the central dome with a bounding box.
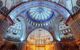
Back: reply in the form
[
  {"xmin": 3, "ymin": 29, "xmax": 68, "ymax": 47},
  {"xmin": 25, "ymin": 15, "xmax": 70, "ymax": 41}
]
[{"xmin": 27, "ymin": 6, "xmax": 53, "ymax": 22}]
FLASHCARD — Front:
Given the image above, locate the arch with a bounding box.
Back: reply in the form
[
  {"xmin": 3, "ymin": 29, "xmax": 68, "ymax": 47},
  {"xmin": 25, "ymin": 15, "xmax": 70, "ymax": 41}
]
[{"xmin": 27, "ymin": 28, "xmax": 53, "ymax": 45}]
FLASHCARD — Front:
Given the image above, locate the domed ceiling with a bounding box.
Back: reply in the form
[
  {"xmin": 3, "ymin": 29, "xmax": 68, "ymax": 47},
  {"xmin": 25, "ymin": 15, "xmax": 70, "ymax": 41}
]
[
  {"xmin": 9, "ymin": 1, "xmax": 70, "ymax": 27},
  {"xmin": 4, "ymin": 1, "xmax": 71, "ymax": 42}
]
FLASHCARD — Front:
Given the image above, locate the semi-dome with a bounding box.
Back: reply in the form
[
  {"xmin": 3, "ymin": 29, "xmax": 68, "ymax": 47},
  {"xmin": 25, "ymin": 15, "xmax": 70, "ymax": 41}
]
[
  {"xmin": 27, "ymin": 28, "xmax": 53, "ymax": 45},
  {"xmin": 9, "ymin": 1, "xmax": 70, "ymax": 27}
]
